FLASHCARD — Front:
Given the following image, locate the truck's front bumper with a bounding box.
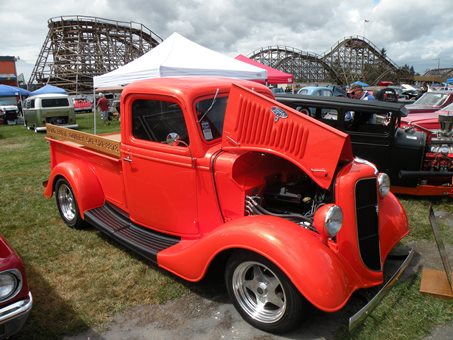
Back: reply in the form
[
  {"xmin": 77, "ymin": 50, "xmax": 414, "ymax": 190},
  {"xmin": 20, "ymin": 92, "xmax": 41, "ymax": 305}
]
[
  {"xmin": 349, "ymin": 245, "xmax": 415, "ymax": 331},
  {"xmin": 0, "ymin": 292, "xmax": 33, "ymax": 339}
]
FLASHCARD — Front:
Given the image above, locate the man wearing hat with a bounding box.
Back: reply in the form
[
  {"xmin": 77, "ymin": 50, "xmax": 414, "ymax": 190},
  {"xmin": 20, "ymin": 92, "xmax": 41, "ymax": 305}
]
[
  {"xmin": 347, "ymin": 84, "xmax": 375, "ymax": 101},
  {"xmin": 345, "ymin": 84, "xmax": 376, "ymax": 123}
]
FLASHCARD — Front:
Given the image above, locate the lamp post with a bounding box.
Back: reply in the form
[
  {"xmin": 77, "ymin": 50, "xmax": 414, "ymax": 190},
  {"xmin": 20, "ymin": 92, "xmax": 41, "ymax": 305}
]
[{"xmin": 363, "ymin": 19, "xmax": 370, "ymax": 37}]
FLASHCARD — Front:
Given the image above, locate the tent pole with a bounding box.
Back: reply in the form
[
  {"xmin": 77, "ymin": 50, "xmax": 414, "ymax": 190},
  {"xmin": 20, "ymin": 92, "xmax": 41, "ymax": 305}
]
[{"xmin": 93, "ymin": 87, "xmax": 96, "ymax": 134}]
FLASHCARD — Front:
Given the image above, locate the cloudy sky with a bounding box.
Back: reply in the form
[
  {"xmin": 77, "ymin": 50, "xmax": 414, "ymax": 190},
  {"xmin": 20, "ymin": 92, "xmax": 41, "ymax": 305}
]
[{"xmin": 1, "ymin": 0, "xmax": 452, "ymax": 82}]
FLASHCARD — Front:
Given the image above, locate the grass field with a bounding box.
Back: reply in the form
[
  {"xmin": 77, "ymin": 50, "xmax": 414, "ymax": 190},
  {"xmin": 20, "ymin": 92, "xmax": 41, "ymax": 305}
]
[{"xmin": 0, "ymin": 114, "xmax": 452, "ymax": 339}]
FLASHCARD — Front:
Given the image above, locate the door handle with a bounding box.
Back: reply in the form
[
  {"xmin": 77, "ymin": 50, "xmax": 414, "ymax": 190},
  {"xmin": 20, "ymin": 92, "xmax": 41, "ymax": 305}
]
[{"xmin": 123, "ymin": 155, "xmax": 132, "ymax": 162}]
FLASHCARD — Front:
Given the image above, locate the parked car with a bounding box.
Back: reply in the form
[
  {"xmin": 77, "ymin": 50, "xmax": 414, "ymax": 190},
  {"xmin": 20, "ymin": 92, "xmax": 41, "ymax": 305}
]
[
  {"xmin": 401, "ymin": 89, "xmax": 419, "ymax": 100},
  {"xmin": 405, "ymin": 91, "xmax": 453, "ymax": 114},
  {"xmin": 366, "ymin": 86, "xmax": 399, "ymax": 102},
  {"xmin": 400, "ymin": 111, "xmax": 444, "ymax": 131},
  {"xmin": 0, "ymin": 97, "xmax": 19, "ymax": 125},
  {"xmin": 297, "ymin": 85, "xmax": 346, "ymax": 97},
  {"xmin": 23, "ymin": 93, "xmax": 78, "ymax": 132},
  {"xmin": 276, "ymin": 93, "xmax": 453, "ymax": 196},
  {"xmin": 72, "ymin": 96, "xmax": 93, "ymax": 113},
  {"xmin": 0, "ymin": 235, "xmax": 32, "ymax": 339}
]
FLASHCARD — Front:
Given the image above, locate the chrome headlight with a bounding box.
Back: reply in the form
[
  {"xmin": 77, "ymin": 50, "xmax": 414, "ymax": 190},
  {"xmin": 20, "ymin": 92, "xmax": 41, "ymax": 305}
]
[
  {"xmin": 0, "ymin": 270, "xmax": 21, "ymax": 301},
  {"xmin": 314, "ymin": 204, "xmax": 343, "ymax": 241},
  {"xmin": 377, "ymin": 173, "xmax": 391, "ymax": 198},
  {"xmin": 325, "ymin": 205, "xmax": 343, "ymax": 238}
]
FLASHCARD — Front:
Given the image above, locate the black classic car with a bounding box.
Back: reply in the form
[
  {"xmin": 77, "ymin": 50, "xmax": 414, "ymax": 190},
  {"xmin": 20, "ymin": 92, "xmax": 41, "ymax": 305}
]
[{"xmin": 276, "ymin": 93, "xmax": 453, "ymax": 196}]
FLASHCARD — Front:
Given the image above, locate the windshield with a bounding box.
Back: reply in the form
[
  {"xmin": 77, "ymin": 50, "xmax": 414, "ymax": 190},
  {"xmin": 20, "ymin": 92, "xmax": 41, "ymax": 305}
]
[
  {"xmin": 0, "ymin": 97, "xmax": 17, "ymax": 106},
  {"xmin": 438, "ymin": 102, "xmax": 453, "ymax": 112},
  {"xmin": 195, "ymin": 96, "xmax": 228, "ymax": 141},
  {"xmin": 414, "ymin": 92, "xmax": 449, "ymax": 106}
]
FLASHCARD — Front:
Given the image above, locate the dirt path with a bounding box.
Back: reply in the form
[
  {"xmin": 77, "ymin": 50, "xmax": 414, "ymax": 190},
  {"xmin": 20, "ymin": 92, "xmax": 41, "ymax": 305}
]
[{"xmin": 65, "ymin": 240, "xmax": 452, "ymax": 340}]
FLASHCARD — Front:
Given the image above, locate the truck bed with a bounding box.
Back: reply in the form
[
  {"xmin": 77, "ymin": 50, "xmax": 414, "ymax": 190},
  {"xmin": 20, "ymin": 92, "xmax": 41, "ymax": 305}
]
[{"xmin": 46, "ymin": 124, "xmax": 126, "ymax": 209}]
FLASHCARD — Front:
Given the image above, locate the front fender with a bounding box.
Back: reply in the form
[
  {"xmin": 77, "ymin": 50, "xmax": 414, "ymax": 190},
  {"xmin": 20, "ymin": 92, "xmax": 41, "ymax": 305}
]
[
  {"xmin": 44, "ymin": 160, "xmax": 104, "ymax": 216},
  {"xmin": 379, "ymin": 192, "xmax": 410, "ymax": 260},
  {"xmin": 158, "ymin": 215, "xmax": 358, "ymax": 312}
]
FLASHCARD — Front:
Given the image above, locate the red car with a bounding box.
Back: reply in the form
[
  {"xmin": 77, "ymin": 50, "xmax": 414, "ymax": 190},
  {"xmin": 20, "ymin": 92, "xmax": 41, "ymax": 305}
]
[
  {"xmin": 405, "ymin": 91, "xmax": 453, "ymax": 115},
  {"xmin": 0, "ymin": 235, "xmax": 32, "ymax": 339},
  {"xmin": 72, "ymin": 97, "xmax": 93, "ymax": 113},
  {"xmin": 401, "ymin": 101, "xmax": 453, "ymax": 131}
]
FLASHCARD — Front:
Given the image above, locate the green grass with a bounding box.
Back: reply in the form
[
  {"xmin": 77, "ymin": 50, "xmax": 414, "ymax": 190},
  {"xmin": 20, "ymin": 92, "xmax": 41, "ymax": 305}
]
[{"xmin": 0, "ymin": 117, "xmax": 452, "ymax": 339}]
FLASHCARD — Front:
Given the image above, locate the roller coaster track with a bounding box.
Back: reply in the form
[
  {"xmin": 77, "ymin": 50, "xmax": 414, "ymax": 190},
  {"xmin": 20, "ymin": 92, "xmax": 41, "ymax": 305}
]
[
  {"xmin": 249, "ymin": 46, "xmax": 342, "ymax": 84},
  {"xmin": 250, "ymin": 36, "xmax": 399, "ymax": 85},
  {"xmin": 28, "ymin": 16, "xmax": 162, "ymax": 94}
]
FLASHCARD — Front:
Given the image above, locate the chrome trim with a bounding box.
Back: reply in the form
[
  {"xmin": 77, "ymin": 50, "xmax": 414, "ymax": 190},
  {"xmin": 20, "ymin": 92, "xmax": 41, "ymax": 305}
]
[
  {"xmin": 349, "ymin": 245, "xmax": 415, "ymax": 331},
  {"xmin": 354, "ymin": 157, "xmax": 378, "ymax": 175},
  {"xmin": 0, "ymin": 269, "xmax": 23, "ymax": 303},
  {"xmin": 0, "ymin": 291, "xmax": 33, "ymax": 324}
]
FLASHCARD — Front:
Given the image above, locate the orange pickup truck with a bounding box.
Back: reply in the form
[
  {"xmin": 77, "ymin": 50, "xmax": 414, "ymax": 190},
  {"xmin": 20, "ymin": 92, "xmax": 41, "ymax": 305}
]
[{"xmin": 44, "ymin": 77, "xmax": 413, "ymax": 333}]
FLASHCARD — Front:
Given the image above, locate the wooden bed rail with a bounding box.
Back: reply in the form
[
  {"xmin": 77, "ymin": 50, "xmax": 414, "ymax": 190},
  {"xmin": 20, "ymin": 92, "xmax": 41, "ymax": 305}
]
[{"xmin": 46, "ymin": 124, "xmax": 121, "ymax": 158}]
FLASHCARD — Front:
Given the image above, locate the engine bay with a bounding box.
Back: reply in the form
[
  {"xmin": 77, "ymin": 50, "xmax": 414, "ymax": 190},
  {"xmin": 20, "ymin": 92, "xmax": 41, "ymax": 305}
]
[{"xmin": 231, "ymin": 152, "xmax": 333, "ymax": 228}]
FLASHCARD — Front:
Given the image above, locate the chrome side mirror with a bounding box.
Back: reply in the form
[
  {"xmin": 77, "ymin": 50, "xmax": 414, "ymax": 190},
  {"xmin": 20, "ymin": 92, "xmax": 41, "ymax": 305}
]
[
  {"xmin": 166, "ymin": 132, "xmax": 189, "ymax": 147},
  {"xmin": 166, "ymin": 132, "xmax": 181, "ymax": 146}
]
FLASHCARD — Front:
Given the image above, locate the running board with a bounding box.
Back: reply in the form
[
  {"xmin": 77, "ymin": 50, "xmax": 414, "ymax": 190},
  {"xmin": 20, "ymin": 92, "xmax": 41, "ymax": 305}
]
[{"xmin": 84, "ymin": 203, "xmax": 180, "ymax": 262}]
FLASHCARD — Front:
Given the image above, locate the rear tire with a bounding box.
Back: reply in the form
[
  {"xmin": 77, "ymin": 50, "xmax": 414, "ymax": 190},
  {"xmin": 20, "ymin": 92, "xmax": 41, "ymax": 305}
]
[
  {"xmin": 55, "ymin": 178, "xmax": 85, "ymax": 229},
  {"xmin": 225, "ymin": 251, "xmax": 306, "ymax": 333}
]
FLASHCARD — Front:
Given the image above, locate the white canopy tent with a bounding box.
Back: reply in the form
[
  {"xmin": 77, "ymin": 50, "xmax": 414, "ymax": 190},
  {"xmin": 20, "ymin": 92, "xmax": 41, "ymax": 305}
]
[
  {"xmin": 93, "ymin": 32, "xmax": 267, "ymax": 89},
  {"xmin": 92, "ymin": 32, "xmax": 267, "ymax": 133}
]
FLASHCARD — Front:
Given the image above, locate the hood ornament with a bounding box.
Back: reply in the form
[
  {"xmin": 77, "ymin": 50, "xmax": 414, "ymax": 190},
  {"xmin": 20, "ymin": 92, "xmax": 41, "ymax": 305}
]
[{"xmin": 271, "ymin": 106, "xmax": 288, "ymax": 122}]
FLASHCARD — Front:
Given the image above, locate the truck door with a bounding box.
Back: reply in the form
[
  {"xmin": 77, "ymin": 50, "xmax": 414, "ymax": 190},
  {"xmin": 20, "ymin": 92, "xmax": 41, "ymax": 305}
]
[{"xmin": 121, "ymin": 96, "xmax": 198, "ymax": 236}]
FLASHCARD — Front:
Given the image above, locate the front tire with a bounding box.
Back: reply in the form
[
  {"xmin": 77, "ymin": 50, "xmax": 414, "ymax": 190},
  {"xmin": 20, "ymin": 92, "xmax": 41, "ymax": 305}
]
[
  {"xmin": 225, "ymin": 251, "xmax": 306, "ymax": 333},
  {"xmin": 55, "ymin": 178, "xmax": 85, "ymax": 228}
]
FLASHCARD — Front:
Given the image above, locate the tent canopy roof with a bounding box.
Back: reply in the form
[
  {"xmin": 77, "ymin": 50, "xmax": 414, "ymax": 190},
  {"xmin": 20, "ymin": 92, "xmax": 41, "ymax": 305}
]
[
  {"xmin": 235, "ymin": 54, "xmax": 293, "ymax": 84},
  {"xmin": 31, "ymin": 84, "xmax": 67, "ymax": 95},
  {"xmin": 94, "ymin": 33, "xmax": 267, "ymax": 89},
  {"xmin": 0, "ymin": 84, "xmax": 30, "ymax": 97}
]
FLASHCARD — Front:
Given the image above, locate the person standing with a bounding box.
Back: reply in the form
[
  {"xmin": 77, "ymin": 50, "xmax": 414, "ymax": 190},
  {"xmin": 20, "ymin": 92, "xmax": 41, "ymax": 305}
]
[
  {"xmin": 346, "ymin": 84, "xmax": 376, "ymax": 124},
  {"xmin": 97, "ymin": 93, "xmax": 110, "ymax": 124},
  {"xmin": 347, "ymin": 84, "xmax": 375, "ymax": 100}
]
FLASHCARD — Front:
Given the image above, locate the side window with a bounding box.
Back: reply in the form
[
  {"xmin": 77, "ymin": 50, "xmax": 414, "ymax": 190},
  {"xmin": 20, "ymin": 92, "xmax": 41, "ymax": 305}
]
[
  {"xmin": 320, "ymin": 108, "xmax": 338, "ymax": 121},
  {"xmin": 195, "ymin": 97, "xmax": 228, "ymax": 141},
  {"xmin": 319, "ymin": 90, "xmax": 333, "ymax": 97},
  {"xmin": 25, "ymin": 99, "xmax": 35, "ymax": 109},
  {"xmin": 344, "ymin": 110, "xmax": 389, "ymax": 134},
  {"xmin": 132, "ymin": 99, "xmax": 189, "ymax": 145}
]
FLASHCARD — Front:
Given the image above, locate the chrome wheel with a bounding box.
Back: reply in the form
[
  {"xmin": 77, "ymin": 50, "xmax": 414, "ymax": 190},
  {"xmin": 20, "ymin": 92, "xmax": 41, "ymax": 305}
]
[
  {"xmin": 231, "ymin": 261, "xmax": 286, "ymax": 323},
  {"xmin": 57, "ymin": 182, "xmax": 76, "ymax": 222}
]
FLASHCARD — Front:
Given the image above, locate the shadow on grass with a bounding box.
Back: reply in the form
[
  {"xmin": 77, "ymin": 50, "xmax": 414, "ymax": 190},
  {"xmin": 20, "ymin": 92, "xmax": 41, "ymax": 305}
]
[{"xmin": 14, "ymin": 264, "xmax": 102, "ymax": 340}]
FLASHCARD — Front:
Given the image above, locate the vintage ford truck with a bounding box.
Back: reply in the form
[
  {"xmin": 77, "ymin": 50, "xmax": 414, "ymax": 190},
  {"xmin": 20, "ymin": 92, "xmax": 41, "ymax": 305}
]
[{"xmin": 44, "ymin": 77, "xmax": 413, "ymax": 333}]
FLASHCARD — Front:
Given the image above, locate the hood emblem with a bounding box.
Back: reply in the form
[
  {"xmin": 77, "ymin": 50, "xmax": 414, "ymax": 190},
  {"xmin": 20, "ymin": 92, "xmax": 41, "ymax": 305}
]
[{"xmin": 271, "ymin": 106, "xmax": 288, "ymax": 122}]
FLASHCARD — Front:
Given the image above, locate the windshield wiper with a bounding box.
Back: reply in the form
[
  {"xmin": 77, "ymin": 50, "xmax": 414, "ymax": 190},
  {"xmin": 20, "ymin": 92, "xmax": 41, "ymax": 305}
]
[{"xmin": 198, "ymin": 88, "xmax": 220, "ymax": 122}]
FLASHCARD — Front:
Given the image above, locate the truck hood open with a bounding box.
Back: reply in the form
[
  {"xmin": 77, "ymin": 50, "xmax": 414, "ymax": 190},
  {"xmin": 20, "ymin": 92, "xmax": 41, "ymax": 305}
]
[{"xmin": 221, "ymin": 84, "xmax": 353, "ymax": 190}]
